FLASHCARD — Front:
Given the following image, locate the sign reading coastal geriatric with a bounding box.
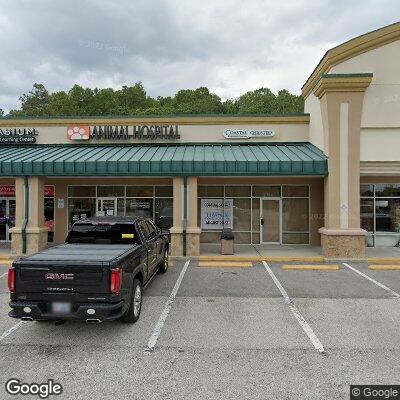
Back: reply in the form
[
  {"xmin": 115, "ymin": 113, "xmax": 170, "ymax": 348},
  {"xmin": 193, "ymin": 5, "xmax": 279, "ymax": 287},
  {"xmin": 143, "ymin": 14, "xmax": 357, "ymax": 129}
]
[
  {"xmin": 67, "ymin": 125, "xmax": 180, "ymax": 141},
  {"xmin": 223, "ymin": 128, "xmax": 275, "ymax": 139},
  {"xmin": 201, "ymin": 199, "xmax": 233, "ymax": 230}
]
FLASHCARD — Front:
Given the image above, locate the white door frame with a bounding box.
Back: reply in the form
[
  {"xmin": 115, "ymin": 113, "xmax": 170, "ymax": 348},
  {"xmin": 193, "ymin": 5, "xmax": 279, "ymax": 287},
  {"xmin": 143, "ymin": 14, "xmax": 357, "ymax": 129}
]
[
  {"xmin": 96, "ymin": 197, "xmax": 118, "ymax": 217},
  {"xmin": 260, "ymin": 197, "xmax": 282, "ymax": 244}
]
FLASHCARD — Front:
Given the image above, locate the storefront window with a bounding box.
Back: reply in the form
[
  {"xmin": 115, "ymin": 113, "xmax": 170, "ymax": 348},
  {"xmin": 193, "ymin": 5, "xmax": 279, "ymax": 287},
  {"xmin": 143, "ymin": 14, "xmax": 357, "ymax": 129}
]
[
  {"xmin": 225, "ymin": 186, "xmax": 251, "ymax": 197},
  {"xmin": 155, "ymin": 198, "xmax": 173, "ymax": 228},
  {"xmin": 282, "ymin": 198, "xmax": 309, "ymax": 244},
  {"xmin": 67, "ymin": 185, "xmax": 172, "ymax": 230},
  {"xmin": 252, "ymin": 186, "xmax": 280, "ymax": 197},
  {"xmin": 198, "ymin": 184, "xmax": 310, "ymax": 245},
  {"xmin": 360, "ymin": 184, "xmax": 400, "ymax": 247},
  {"xmin": 68, "ymin": 186, "xmax": 96, "ymax": 197},
  {"xmin": 155, "ymin": 186, "xmax": 173, "ymax": 197},
  {"xmin": 198, "ymin": 185, "xmax": 224, "ymax": 198},
  {"xmin": 126, "ymin": 198, "xmax": 153, "ymax": 219},
  {"xmin": 126, "ymin": 186, "xmax": 153, "ymax": 197},
  {"xmin": 360, "ymin": 185, "xmax": 374, "ymax": 197},
  {"xmin": 232, "ymin": 198, "xmax": 251, "ymax": 231},
  {"xmin": 97, "ymin": 186, "xmax": 124, "ymax": 197},
  {"xmin": 375, "ymin": 184, "xmax": 400, "ymax": 197},
  {"xmin": 68, "ymin": 198, "xmax": 96, "ymax": 226},
  {"xmin": 282, "ymin": 185, "xmax": 309, "ymax": 197}
]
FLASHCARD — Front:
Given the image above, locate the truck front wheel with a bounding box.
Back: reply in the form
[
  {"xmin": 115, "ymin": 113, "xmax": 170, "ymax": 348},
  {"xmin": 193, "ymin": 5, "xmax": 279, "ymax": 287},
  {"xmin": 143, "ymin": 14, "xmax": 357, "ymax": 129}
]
[{"xmin": 120, "ymin": 279, "xmax": 142, "ymax": 323}]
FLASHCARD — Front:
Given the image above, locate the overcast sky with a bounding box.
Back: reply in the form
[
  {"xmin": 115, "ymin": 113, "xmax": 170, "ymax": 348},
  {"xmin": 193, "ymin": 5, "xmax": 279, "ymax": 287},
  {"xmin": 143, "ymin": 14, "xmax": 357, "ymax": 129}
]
[{"xmin": 0, "ymin": 0, "xmax": 398, "ymax": 112}]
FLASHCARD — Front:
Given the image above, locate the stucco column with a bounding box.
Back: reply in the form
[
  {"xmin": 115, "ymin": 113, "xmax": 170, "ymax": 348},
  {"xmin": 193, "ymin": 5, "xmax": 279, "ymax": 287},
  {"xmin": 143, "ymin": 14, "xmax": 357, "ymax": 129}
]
[
  {"xmin": 170, "ymin": 176, "xmax": 184, "ymax": 256},
  {"xmin": 11, "ymin": 176, "xmax": 48, "ymax": 255},
  {"xmin": 187, "ymin": 176, "xmax": 201, "ymax": 256},
  {"xmin": 314, "ymin": 74, "xmax": 372, "ymax": 259}
]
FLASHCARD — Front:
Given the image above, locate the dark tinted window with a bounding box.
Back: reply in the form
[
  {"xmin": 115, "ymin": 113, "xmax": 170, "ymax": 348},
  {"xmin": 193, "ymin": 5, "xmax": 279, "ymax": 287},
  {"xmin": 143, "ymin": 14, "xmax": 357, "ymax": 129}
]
[
  {"xmin": 66, "ymin": 223, "xmax": 140, "ymax": 244},
  {"xmin": 138, "ymin": 220, "xmax": 150, "ymax": 239},
  {"xmin": 146, "ymin": 220, "xmax": 158, "ymax": 240}
]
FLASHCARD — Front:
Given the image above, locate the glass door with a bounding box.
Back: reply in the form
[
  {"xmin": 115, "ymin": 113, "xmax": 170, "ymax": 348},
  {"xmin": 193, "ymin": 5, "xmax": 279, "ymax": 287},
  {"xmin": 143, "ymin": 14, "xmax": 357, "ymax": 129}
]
[
  {"xmin": 0, "ymin": 198, "xmax": 15, "ymax": 242},
  {"xmin": 96, "ymin": 197, "xmax": 118, "ymax": 217},
  {"xmin": 7, "ymin": 199, "xmax": 15, "ymax": 241},
  {"xmin": 260, "ymin": 198, "xmax": 281, "ymax": 244}
]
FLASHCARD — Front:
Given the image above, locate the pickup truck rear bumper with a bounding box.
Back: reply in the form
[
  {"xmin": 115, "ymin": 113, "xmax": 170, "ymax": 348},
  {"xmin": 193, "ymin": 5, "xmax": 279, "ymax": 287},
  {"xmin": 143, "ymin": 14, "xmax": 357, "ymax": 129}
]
[{"xmin": 9, "ymin": 300, "xmax": 125, "ymax": 322}]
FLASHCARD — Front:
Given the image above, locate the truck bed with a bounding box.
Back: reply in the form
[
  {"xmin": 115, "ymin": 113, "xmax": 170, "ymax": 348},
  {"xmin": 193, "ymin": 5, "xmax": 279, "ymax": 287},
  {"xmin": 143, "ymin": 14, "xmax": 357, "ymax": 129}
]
[{"xmin": 22, "ymin": 244, "xmax": 138, "ymax": 263}]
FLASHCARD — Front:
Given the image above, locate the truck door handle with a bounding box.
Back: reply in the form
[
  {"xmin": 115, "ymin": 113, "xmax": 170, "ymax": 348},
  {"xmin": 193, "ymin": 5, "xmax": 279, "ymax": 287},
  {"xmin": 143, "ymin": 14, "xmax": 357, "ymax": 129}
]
[{"xmin": 261, "ymin": 218, "xmax": 264, "ymax": 226}]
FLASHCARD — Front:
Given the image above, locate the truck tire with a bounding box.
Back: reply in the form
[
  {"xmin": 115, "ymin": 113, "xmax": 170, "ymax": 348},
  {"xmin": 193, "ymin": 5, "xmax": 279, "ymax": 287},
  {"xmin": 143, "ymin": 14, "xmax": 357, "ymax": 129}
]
[
  {"xmin": 158, "ymin": 247, "xmax": 169, "ymax": 274},
  {"xmin": 120, "ymin": 279, "xmax": 142, "ymax": 323}
]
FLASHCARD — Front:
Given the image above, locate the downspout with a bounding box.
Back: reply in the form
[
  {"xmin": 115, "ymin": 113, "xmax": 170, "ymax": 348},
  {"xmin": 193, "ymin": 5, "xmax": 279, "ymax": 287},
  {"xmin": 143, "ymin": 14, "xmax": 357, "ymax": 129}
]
[
  {"xmin": 183, "ymin": 176, "xmax": 187, "ymax": 257},
  {"xmin": 22, "ymin": 176, "xmax": 29, "ymax": 254}
]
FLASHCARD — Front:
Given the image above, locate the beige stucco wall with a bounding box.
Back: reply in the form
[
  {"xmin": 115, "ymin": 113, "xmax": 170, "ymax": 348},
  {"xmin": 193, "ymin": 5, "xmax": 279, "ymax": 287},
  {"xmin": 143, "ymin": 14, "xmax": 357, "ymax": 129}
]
[
  {"xmin": 329, "ymin": 40, "xmax": 400, "ymax": 129},
  {"xmin": 304, "ymin": 93, "xmax": 325, "ymax": 153}
]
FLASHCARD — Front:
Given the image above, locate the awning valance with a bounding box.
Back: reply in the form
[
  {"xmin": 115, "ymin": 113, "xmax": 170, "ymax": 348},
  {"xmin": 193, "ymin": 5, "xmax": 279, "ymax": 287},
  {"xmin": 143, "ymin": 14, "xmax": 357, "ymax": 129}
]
[{"xmin": 0, "ymin": 143, "xmax": 327, "ymax": 176}]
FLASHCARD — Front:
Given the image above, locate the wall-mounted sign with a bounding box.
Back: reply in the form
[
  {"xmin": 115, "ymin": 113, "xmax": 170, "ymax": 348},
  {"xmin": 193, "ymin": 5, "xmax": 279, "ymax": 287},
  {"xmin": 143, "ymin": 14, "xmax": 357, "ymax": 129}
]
[
  {"xmin": 0, "ymin": 128, "xmax": 38, "ymax": 144},
  {"xmin": 0, "ymin": 185, "xmax": 54, "ymax": 197},
  {"xmin": 223, "ymin": 128, "xmax": 275, "ymax": 139},
  {"xmin": 201, "ymin": 199, "xmax": 233, "ymax": 230},
  {"xmin": 67, "ymin": 125, "xmax": 180, "ymax": 141},
  {"xmin": 57, "ymin": 198, "xmax": 65, "ymax": 209}
]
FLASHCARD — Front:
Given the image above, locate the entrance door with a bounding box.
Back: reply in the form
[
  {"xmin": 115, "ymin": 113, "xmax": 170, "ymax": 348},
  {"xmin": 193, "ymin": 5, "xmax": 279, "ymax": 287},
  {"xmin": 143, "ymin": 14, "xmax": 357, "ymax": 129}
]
[
  {"xmin": 96, "ymin": 197, "xmax": 118, "ymax": 217},
  {"xmin": 0, "ymin": 198, "xmax": 16, "ymax": 242},
  {"xmin": 260, "ymin": 198, "xmax": 281, "ymax": 244}
]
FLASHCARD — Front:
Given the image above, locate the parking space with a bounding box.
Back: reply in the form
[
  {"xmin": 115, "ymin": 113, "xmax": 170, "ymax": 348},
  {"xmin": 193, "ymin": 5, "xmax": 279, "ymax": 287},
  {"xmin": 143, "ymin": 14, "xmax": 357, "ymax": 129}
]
[
  {"xmin": 0, "ymin": 258, "xmax": 400, "ymax": 399},
  {"xmin": 268, "ymin": 261, "xmax": 394, "ymax": 299}
]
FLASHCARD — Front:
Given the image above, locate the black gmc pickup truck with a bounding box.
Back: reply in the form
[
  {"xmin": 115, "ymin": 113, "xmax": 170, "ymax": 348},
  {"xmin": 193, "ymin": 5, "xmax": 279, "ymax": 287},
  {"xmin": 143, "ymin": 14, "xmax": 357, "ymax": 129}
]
[{"xmin": 8, "ymin": 216, "xmax": 169, "ymax": 323}]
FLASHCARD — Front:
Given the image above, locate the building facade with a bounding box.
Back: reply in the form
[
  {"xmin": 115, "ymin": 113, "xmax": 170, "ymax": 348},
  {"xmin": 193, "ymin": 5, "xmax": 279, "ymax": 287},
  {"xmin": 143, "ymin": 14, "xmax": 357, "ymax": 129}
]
[{"xmin": 0, "ymin": 22, "xmax": 399, "ymax": 258}]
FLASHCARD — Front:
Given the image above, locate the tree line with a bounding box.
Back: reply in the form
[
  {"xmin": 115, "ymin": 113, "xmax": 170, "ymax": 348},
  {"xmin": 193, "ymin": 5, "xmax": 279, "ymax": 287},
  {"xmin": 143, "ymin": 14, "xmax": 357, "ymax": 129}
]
[{"xmin": 0, "ymin": 83, "xmax": 304, "ymax": 117}]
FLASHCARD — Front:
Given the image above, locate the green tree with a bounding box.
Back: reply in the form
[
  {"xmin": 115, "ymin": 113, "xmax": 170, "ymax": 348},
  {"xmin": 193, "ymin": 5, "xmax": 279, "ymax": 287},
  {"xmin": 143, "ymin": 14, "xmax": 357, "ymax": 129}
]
[
  {"xmin": 20, "ymin": 83, "xmax": 50, "ymax": 116},
  {"xmin": 0, "ymin": 108, "xmax": 4, "ymax": 117},
  {"xmin": 236, "ymin": 88, "xmax": 277, "ymax": 114},
  {"xmin": 5, "ymin": 83, "xmax": 304, "ymax": 116}
]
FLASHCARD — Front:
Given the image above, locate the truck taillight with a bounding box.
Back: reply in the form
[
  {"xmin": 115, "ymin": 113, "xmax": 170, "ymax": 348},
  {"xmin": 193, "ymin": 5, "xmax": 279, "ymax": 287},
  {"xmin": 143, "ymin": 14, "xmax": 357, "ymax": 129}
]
[
  {"xmin": 110, "ymin": 268, "xmax": 122, "ymax": 294},
  {"xmin": 8, "ymin": 267, "xmax": 15, "ymax": 292}
]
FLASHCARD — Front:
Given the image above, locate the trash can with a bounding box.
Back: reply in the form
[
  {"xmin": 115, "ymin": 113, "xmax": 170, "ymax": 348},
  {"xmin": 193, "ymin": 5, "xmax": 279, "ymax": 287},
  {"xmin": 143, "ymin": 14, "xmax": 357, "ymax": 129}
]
[{"xmin": 221, "ymin": 228, "xmax": 234, "ymax": 255}]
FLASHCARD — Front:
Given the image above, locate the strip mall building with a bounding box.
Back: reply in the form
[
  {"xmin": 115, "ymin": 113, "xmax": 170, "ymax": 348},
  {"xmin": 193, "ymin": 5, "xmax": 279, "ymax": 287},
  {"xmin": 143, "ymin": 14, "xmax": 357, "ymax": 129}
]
[{"xmin": 0, "ymin": 22, "xmax": 399, "ymax": 258}]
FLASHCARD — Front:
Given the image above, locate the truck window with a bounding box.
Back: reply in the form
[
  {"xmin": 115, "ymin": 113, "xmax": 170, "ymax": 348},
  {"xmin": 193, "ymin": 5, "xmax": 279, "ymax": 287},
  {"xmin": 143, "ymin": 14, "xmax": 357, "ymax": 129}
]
[{"xmin": 66, "ymin": 223, "xmax": 140, "ymax": 244}]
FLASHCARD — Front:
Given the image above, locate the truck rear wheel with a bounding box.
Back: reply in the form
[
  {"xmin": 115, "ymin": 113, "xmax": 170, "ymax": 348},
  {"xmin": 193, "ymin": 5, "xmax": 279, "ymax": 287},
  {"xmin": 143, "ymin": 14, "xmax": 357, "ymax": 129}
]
[
  {"xmin": 120, "ymin": 279, "xmax": 142, "ymax": 323},
  {"xmin": 158, "ymin": 247, "xmax": 169, "ymax": 274}
]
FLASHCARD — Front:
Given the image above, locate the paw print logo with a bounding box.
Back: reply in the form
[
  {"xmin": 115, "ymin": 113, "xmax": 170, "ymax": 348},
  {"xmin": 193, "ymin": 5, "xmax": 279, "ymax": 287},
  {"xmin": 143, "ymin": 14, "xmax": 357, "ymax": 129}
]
[{"xmin": 67, "ymin": 126, "xmax": 90, "ymax": 140}]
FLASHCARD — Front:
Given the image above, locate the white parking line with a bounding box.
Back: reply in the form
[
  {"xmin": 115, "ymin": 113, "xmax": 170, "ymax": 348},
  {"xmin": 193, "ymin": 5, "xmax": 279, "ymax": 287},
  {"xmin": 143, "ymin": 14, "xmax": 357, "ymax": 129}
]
[
  {"xmin": 0, "ymin": 272, "xmax": 7, "ymax": 279},
  {"xmin": 343, "ymin": 263, "xmax": 400, "ymax": 298},
  {"xmin": 262, "ymin": 261, "xmax": 326, "ymax": 355},
  {"xmin": 0, "ymin": 321, "xmax": 24, "ymax": 343},
  {"xmin": 146, "ymin": 260, "xmax": 190, "ymax": 352}
]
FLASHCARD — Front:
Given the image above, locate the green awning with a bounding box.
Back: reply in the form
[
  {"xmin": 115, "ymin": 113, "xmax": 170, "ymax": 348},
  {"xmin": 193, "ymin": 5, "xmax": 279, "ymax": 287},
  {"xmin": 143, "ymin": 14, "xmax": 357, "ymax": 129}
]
[{"xmin": 0, "ymin": 143, "xmax": 327, "ymax": 176}]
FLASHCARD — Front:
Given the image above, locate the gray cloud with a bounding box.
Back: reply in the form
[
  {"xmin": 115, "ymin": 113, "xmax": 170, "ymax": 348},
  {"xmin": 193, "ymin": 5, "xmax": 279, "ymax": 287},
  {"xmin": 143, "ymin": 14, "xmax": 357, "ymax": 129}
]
[{"xmin": 0, "ymin": 0, "xmax": 398, "ymax": 112}]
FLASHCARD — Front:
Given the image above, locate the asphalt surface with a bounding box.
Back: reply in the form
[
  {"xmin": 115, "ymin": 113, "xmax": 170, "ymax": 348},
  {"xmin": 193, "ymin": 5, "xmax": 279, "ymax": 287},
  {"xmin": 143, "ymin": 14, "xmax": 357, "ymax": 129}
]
[{"xmin": 0, "ymin": 260, "xmax": 399, "ymax": 399}]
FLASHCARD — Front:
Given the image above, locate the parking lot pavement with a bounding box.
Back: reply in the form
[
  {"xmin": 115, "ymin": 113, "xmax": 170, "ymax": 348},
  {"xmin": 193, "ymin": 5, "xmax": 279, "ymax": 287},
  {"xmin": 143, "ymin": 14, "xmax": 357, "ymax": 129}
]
[{"xmin": 1, "ymin": 259, "xmax": 400, "ymax": 399}]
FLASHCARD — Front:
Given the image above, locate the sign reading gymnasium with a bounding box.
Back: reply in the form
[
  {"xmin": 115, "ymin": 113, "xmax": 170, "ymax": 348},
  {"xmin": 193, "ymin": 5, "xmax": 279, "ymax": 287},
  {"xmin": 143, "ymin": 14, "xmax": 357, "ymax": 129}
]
[
  {"xmin": 223, "ymin": 128, "xmax": 275, "ymax": 139},
  {"xmin": 0, "ymin": 128, "xmax": 38, "ymax": 144},
  {"xmin": 67, "ymin": 125, "xmax": 180, "ymax": 141}
]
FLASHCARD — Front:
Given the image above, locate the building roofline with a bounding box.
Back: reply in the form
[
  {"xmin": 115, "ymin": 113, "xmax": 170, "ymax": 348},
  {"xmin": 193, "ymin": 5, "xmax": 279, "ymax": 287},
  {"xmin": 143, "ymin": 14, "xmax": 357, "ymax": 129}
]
[
  {"xmin": 0, "ymin": 113, "xmax": 310, "ymax": 126},
  {"xmin": 302, "ymin": 21, "xmax": 400, "ymax": 99}
]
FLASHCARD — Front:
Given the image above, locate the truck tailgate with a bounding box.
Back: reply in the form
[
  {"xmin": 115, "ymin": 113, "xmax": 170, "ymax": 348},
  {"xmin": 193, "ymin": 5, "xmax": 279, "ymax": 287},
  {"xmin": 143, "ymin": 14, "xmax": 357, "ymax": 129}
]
[{"xmin": 16, "ymin": 262, "xmax": 109, "ymax": 295}]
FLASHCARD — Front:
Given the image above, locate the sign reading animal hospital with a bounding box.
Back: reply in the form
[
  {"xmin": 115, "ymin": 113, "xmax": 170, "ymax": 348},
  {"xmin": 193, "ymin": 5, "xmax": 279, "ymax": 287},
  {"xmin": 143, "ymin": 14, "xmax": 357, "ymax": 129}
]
[
  {"xmin": 67, "ymin": 125, "xmax": 180, "ymax": 141},
  {"xmin": 223, "ymin": 128, "xmax": 275, "ymax": 139},
  {"xmin": 201, "ymin": 199, "xmax": 233, "ymax": 230},
  {"xmin": 0, "ymin": 128, "xmax": 38, "ymax": 144}
]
